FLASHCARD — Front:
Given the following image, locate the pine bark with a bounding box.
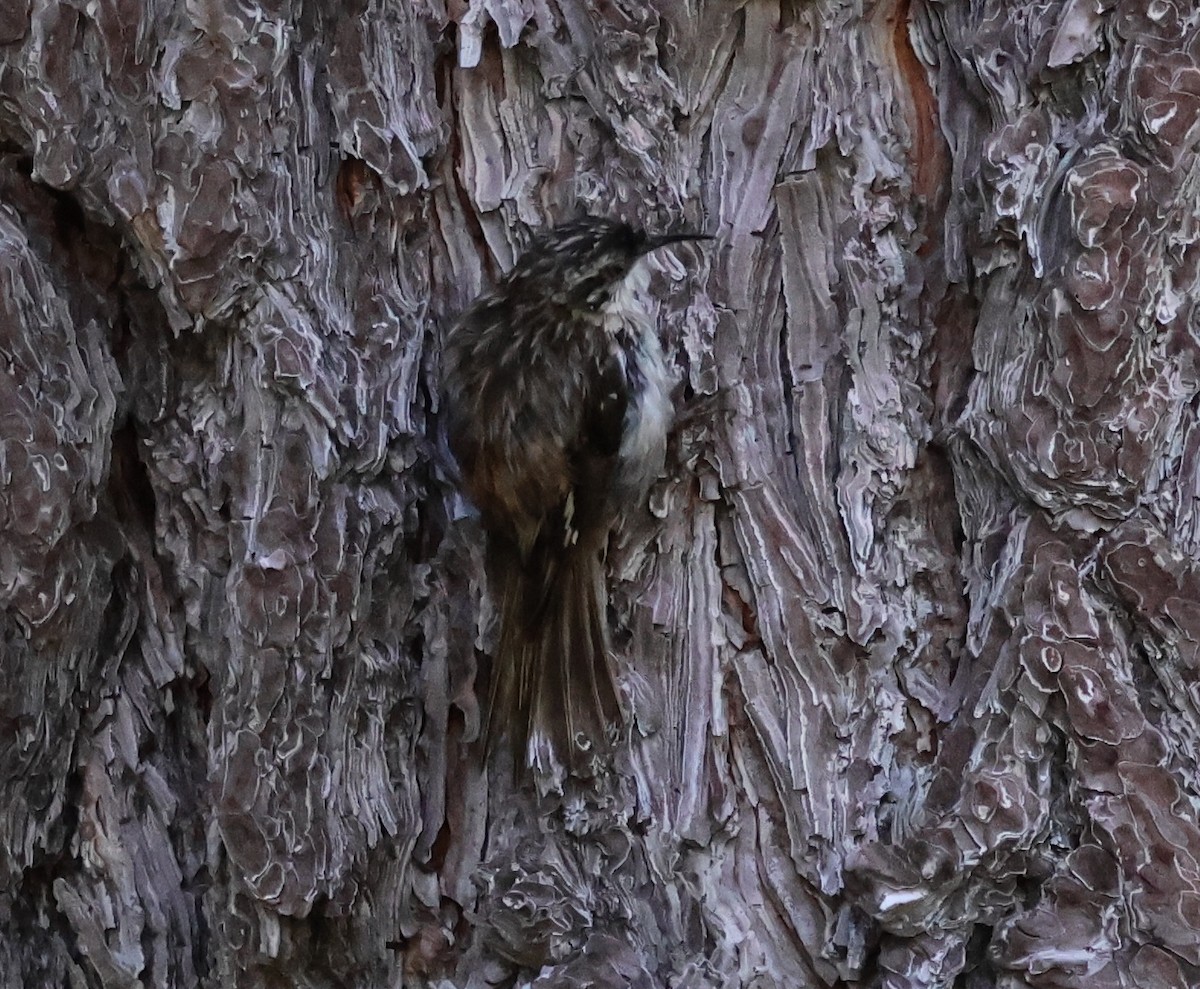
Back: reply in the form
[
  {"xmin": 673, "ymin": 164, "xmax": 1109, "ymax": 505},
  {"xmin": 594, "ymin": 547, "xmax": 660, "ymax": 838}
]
[{"xmin": 2, "ymin": 1, "xmax": 1199, "ymax": 987}]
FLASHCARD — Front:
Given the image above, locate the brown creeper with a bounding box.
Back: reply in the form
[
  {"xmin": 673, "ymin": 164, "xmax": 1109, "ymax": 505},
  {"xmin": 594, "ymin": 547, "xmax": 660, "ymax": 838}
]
[{"xmin": 443, "ymin": 217, "xmax": 709, "ymax": 773}]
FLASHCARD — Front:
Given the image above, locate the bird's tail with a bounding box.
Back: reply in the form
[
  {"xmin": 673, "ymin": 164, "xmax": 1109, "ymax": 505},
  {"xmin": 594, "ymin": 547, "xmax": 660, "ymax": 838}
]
[{"xmin": 485, "ymin": 544, "xmax": 623, "ymax": 775}]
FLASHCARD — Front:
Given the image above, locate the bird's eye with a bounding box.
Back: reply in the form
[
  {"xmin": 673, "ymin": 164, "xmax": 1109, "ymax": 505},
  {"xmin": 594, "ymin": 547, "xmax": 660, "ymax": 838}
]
[{"xmin": 610, "ymin": 223, "xmax": 640, "ymax": 254}]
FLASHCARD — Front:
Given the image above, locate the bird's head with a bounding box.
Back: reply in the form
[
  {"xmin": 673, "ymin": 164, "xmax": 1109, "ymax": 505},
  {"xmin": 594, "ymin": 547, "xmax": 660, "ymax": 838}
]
[{"xmin": 506, "ymin": 216, "xmax": 710, "ymax": 310}]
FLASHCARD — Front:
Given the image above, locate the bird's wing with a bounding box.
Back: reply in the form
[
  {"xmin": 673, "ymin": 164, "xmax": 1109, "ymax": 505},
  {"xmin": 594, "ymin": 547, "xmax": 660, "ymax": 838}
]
[{"xmin": 516, "ymin": 346, "xmax": 628, "ymax": 628}]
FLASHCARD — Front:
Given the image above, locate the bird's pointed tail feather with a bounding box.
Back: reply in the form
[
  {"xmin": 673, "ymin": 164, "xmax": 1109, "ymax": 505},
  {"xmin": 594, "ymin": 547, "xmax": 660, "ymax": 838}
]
[{"xmin": 485, "ymin": 546, "xmax": 622, "ymax": 776}]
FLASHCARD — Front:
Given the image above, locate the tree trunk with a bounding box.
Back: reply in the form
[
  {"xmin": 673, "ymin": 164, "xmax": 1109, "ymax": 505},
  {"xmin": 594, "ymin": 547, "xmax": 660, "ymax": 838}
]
[{"xmin": 2, "ymin": 1, "xmax": 1198, "ymax": 987}]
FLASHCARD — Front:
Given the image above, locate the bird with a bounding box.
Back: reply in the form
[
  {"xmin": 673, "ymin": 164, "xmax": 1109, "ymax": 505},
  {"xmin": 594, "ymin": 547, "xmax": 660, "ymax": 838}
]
[{"xmin": 442, "ymin": 216, "xmax": 710, "ymax": 774}]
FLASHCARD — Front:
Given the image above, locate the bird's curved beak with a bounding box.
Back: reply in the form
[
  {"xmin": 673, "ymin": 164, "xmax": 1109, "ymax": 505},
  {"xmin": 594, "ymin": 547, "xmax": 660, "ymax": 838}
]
[{"xmin": 641, "ymin": 232, "xmax": 714, "ymax": 255}]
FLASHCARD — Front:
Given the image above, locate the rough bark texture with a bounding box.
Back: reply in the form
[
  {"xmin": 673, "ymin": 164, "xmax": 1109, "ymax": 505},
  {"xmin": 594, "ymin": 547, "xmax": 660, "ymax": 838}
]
[{"xmin": 2, "ymin": 1, "xmax": 1199, "ymax": 987}]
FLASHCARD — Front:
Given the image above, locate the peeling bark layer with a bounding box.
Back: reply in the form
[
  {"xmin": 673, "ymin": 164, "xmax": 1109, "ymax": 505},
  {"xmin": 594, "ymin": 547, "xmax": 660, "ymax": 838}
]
[{"xmin": 1, "ymin": 1, "xmax": 1199, "ymax": 988}]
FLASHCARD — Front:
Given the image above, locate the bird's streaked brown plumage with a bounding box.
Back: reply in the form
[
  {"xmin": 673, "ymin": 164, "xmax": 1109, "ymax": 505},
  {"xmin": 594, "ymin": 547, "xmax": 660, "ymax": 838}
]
[{"xmin": 443, "ymin": 216, "xmax": 709, "ymax": 775}]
